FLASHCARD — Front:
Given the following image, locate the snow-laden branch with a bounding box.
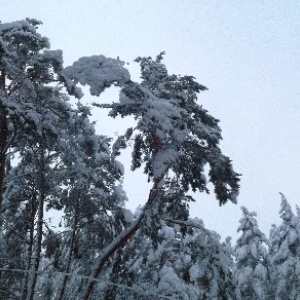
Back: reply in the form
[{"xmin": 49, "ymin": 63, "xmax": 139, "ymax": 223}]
[{"xmin": 162, "ymin": 217, "xmax": 219, "ymax": 243}]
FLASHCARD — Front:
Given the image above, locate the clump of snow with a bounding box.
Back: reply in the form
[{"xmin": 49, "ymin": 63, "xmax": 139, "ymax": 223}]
[
  {"xmin": 123, "ymin": 209, "xmax": 134, "ymax": 223},
  {"xmin": 64, "ymin": 55, "xmax": 130, "ymax": 96},
  {"xmin": 159, "ymin": 225, "xmax": 176, "ymax": 240},
  {"xmin": 158, "ymin": 266, "xmax": 182, "ymax": 292}
]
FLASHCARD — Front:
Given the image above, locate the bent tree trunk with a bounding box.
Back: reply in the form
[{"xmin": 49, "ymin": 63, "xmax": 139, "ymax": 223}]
[{"xmin": 82, "ymin": 186, "xmax": 160, "ymax": 300}]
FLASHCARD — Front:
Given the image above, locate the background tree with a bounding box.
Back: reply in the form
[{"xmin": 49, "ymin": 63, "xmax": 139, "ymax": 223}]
[
  {"xmin": 268, "ymin": 194, "xmax": 300, "ymax": 300},
  {"xmin": 234, "ymin": 207, "xmax": 270, "ymax": 300}
]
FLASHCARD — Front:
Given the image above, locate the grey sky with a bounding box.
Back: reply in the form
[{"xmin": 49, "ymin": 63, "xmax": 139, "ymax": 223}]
[{"xmin": 3, "ymin": 1, "xmax": 300, "ymax": 240}]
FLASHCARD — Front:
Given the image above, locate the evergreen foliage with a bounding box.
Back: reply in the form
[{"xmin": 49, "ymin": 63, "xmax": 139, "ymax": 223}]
[
  {"xmin": 268, "ymin": 193, "xmax": 300, "ymax": 300},
  {"xmin": 234, "ymin": 207, "xmax": 270, "ymax": 299}
]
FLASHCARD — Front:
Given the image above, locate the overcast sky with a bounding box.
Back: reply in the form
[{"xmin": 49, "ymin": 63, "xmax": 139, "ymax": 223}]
[{"xmin": 3, "ymin": 1, "xmax": 300, "ymax": 240}]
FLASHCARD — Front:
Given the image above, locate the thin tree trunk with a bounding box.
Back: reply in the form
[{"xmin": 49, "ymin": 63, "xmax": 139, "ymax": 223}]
[
  {"xmin": 22, "ymin": 191, "xmax": 37, "ymax": 300},
  {"xmin": 82, "ymin": 186, "xmax": 160, "ymax": 300},
  {"xmin": 58, "ymin": 213, "xmax": 78, "ymax": 300},
  {"xmin": 26, "ymin": 145, "xmax": 46, "ymax": 300},
  {"xmin": 0, "ymin": 69, "xmax": 7, "ymax": 293},
  {"xmin": 0, "ymin": 70, "xmax": 7, "ymax": 212}
]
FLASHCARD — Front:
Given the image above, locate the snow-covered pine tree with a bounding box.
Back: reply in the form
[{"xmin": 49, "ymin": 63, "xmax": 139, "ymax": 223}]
[
  {"xmin": 81, "ymin": 52, "xmax": 240, "ymax": 299},
  {"xmin": 269, "ymin": 194, "xmax": 300, "ymax": 299},
  {"xmin": 48, "ymin": 105, "xmax": 127, "ymax": 300},
  {"xmin": 183, "ymin": 219, "xmax": 238, "ymax": 300},
  {"xmin": 0, "ymin": 19, "xmax": 128, "ymax": 299},
  {"xmin": 0, "ymin": 18, "xmax": 73, "ymax": 299},
  {"xmin": 234, "ymin": 207, "xmax": 270, "ymax": 299}
]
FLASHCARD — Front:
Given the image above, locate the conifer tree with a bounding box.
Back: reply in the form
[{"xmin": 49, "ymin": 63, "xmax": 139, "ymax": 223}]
[
  {"xmin": 0, "ymin": 18, "xmax": 74, "ymax": 299},
  {"xmin": 234, "ymin": 207, "xmax": 270, "ymax": 299},
  {"xmin": 82, "ymin": 52, "xmax": 240, "ymax": 299},
  {"xmin": 0, "ymin": 19, "xmax": 127, "ymax": 299},
  {"xmin": 269, "ymin": 194, "xmax": 300, "ymax": 299}
]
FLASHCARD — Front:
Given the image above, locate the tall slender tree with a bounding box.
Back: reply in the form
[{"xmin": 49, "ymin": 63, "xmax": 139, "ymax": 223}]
[
  {"xmin": 0, "ymin": 19, "xmax": 128, "ymax": 299},
  {"xmin": 234, "ymin": 207, "xmax": 270, "ymax": 299},
  {"xmin": 269, "ymin": 194, "xmax": 300, "ymax": 299}
]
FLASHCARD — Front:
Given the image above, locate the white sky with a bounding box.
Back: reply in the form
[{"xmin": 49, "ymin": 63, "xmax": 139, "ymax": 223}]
[{"xmin": 3, "ymin": 1, "xmax": 300, "ymax": 240}]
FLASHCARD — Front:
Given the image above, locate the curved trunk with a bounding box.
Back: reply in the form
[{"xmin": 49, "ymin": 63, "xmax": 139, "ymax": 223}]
[{"xmin": 82, "ymin": 186, "xmax": 161, "ymax": 300}]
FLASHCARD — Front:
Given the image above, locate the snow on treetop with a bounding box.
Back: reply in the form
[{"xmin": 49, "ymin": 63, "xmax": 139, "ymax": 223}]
[
  {"xmin": 40, "ymin": 50, "xmax": 64, "ymax": 72},
  {"xmin": 64, "ymin": 55, "xmax": 130, "ymax": 96},
  {"xmin": 0, "ymin": 19, "xmax": 49, "ymax": 49}
]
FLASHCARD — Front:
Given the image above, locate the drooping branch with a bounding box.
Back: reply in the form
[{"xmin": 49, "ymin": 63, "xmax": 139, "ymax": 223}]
[{"xmin": 162, "ymin": 218, "xmax": 214, "ymax": 238}]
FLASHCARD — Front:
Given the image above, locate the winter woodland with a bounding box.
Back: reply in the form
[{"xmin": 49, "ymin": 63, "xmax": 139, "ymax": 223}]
[{"xmin": 0, "ymin": 19, "xmax": 298, "ymax": 300}]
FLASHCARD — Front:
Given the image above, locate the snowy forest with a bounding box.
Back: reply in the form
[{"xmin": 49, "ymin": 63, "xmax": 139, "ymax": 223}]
[{"xmin": 0, "ymin": 18, "xmax": 299, "ymax": 300}]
